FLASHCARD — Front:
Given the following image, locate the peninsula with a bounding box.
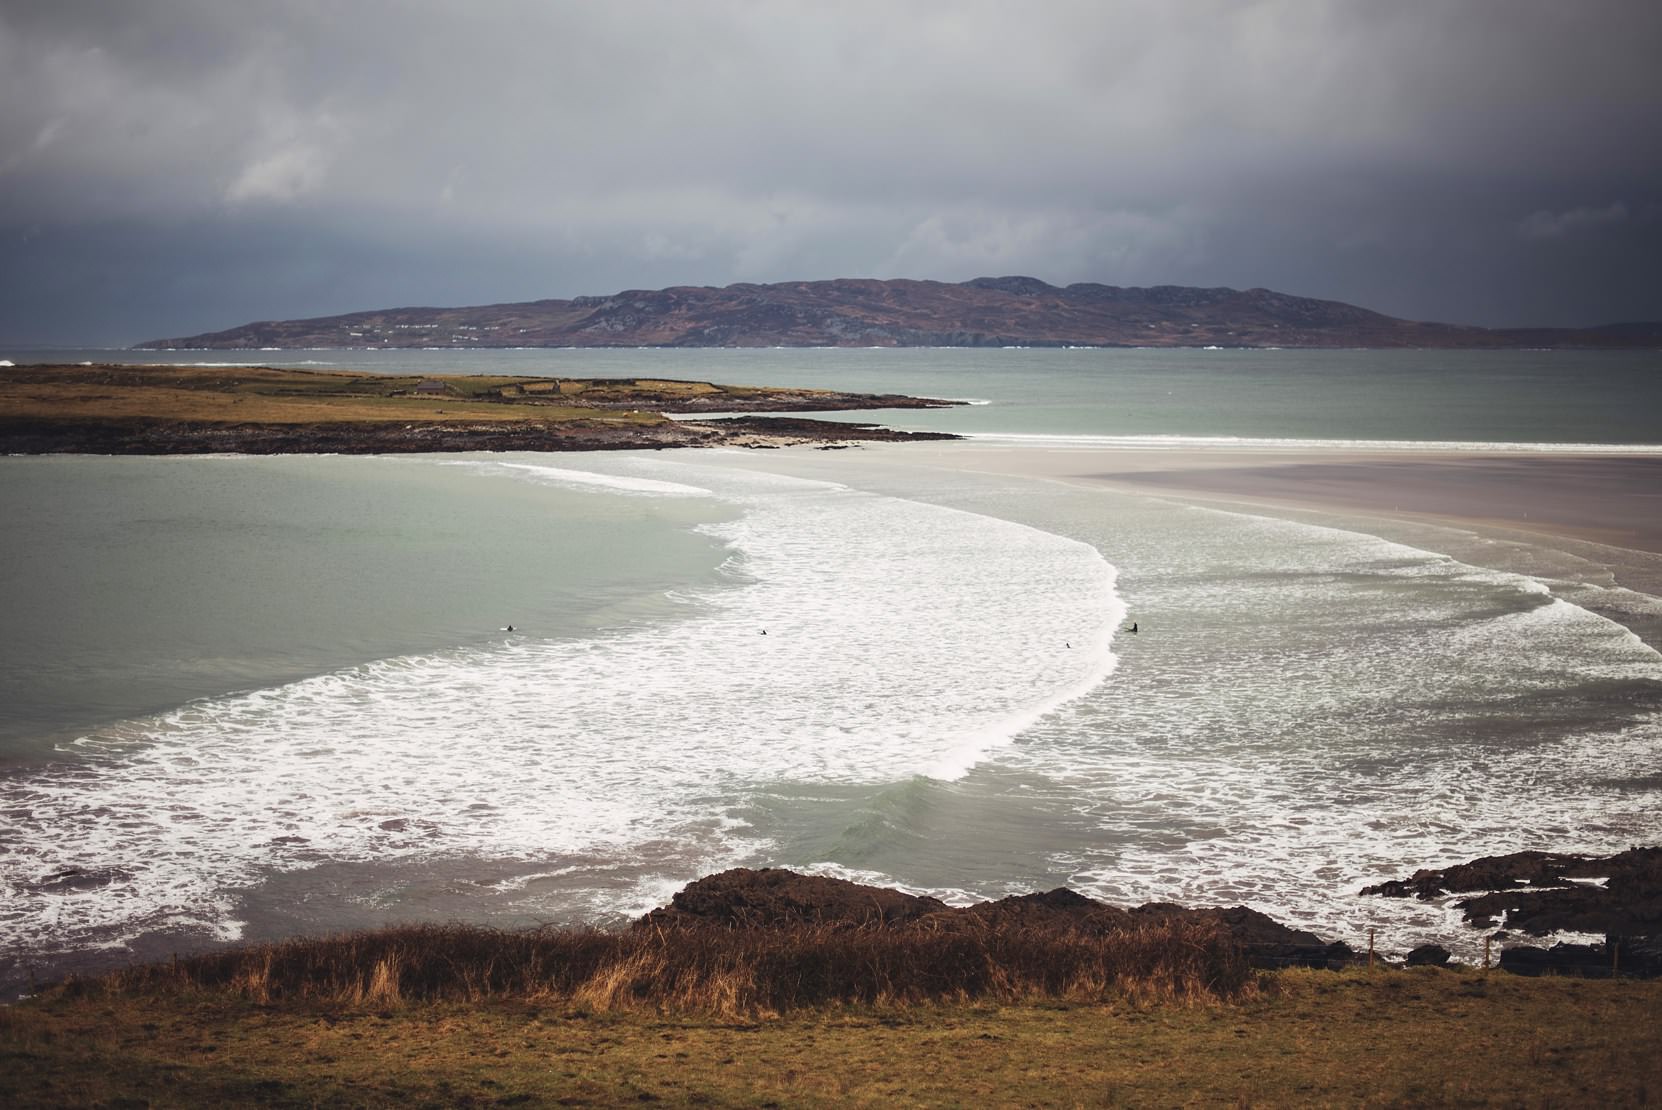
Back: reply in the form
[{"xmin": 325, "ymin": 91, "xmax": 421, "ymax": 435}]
[
  {"xmin": 0, "ymin": 363, "xmax": 960, "ymax": 455},
  {"xmin": 137, "ymin": 276, "xmax": 1662, "ymax": 351}
]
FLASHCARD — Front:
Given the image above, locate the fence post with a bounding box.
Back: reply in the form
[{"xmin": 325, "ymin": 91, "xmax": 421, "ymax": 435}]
[
  {"xmin": 1483, "ymin": 936, "xmax": 1492, "ymax": 971},
  {"xmin": 1367, "ymin": 929, "xmax": 1375, "ymax": 971},
  {"xmin": 1612, "ymin": 940, "xmax": 1619, "ymax": 979}
]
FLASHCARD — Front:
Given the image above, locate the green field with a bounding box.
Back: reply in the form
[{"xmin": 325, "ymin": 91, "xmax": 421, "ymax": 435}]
[{"xmin": 0, "ymin": 364, "xmax": 717, "ymax": 427}]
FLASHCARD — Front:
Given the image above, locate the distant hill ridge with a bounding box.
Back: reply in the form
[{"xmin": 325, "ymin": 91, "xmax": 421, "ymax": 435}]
[{"xmin": 138, "ymin": 276, "xmax": 1662, "ymax": 350}]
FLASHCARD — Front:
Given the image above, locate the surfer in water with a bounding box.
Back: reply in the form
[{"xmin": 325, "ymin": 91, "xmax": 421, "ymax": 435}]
[{"xmin": 1127, "ymin": 622, "xmax": 1138, "ymax": 634}]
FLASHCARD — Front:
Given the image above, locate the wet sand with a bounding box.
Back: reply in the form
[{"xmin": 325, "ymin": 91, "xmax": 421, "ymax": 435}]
[
  {"xmin": 899, "ymin": 442, "xmax": 1662, "ymax": 556},
  {"xmin": 1088, "ymin": 453, "xmax": 1662, "ymax": 556},
  {"xmin": 871, "ymin": 441, "xmax": 1662, "ymax": 645}
]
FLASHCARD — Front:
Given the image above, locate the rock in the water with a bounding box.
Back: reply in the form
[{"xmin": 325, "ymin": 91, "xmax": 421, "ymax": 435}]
[
  {"xmin": 31, "ymin": 866, "xmax": 132, "ymax": 894},
  {"xmin": 1362, "ymin": 846, "xmax": 1662, "ymax": 978},
  {"xmin": 1361, "ymin": 847, "xmax": 1661, "ymax": 931}
]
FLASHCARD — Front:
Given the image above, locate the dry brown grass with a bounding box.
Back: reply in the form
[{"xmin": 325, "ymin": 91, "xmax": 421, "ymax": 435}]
[
  {"xmin": 77, "ymin": 918, "xmax": 1248, "ymax": 1017},
  {"xmin": 7, "ymin": 967, "xmax": 1661, "ymax": 1107}
]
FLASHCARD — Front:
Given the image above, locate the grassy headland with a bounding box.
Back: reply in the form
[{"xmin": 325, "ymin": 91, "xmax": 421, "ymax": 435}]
[
  {"xmin": 3, "ymin": 921, "xmax": 1658, "ymax": 1107},
  {"xmin": 0, "ymin": 363, "xmax": 960, "ymax": 453}
]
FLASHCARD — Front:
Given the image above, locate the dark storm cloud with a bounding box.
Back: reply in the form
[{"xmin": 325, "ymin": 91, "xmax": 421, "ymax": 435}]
[{"xmin": 2, "ymin": 0, "xmax": 1659, "ymax": 343}]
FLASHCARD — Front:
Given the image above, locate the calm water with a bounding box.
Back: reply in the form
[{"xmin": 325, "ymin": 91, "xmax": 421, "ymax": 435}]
[{"xmin": 2, "ymin": 347, "xmax": 1660, "ymax": 991}]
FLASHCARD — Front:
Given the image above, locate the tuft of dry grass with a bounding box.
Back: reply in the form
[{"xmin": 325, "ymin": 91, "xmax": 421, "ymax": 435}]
[
  {"xmin": 7, "ymin": 968, "xmax": 1661, "ymax": 1107},
  {"xmin": 72, "ymin": 918, "xmax": 1248, "ymax": 1016}
]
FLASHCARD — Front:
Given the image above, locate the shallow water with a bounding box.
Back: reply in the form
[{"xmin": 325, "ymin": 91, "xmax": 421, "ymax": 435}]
[{"xmin": 0, "ymin": 453, "xmax": 1123, "ymax": 983}]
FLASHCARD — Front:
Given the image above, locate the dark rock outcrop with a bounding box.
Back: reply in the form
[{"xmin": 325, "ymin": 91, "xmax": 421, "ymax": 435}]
[
  {"xmin": 637, "ymin": 868, "xmax": 1362, "ymax": 970},
  {"xmin": 1361, "ymin": 847, "xmax": 1662, "ymax": 936},
  {"xmin": 960, "ymin": 887, "xmax": 1132, "ymax": 932},
  {"xmin": 1127, "ymin": 903, "xmax": 1354, "ymax": 969},
  {"xmin": 639, "ymin": 868, "xmax": 950, "ymax": 929},
  {"xmin": 1363, "ymin": 846, "xmax": 1662, "ymax": 978},
  {"xmin": 1499, "ymin": 943, "xmax": 1616, "ymax": 978}
]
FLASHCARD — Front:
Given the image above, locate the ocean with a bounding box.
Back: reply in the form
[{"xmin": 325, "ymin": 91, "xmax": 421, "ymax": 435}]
[{"xmin": 2, "ymin": 346, "xmax": 1660, "ymax": 991}]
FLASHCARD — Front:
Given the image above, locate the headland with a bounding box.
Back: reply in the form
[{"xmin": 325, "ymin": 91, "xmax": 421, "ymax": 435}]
[{"xmin": 0, "ymin": 363, "xmax": 961, "ymax": 455}]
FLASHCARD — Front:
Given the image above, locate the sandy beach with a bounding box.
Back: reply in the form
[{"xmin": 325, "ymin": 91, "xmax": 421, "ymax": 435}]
[
  {"xmin": 909, "ymin": 444, "xmax": 1662, "ymax": 554},
  {"xmin": 857, "ymin": 440, "xmax": 1662, "ymax": 651},
  {"xmin": 1089, "ymin": 452, "xmax": 1662, "ymax": 555}
]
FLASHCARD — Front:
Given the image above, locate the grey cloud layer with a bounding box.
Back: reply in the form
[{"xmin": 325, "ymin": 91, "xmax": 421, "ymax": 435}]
[{"xmin": 2, "ymin": 0, "xmax": 1659, "ymax": 343}]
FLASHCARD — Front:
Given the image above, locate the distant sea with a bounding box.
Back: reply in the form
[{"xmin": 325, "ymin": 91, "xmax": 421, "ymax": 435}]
[{"xmin": 3, "ymin": 346, "xmax": 1660, "ymax": 992}]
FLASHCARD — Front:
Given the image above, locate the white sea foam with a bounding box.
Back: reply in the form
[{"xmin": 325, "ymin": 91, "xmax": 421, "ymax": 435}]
[
  {"xmin": 446, "ymin": 459, "xmax": 712, "ymax": 497},
  {"xmin": 982, "ymin": 502, "xmax": 1662, "ymax": 960},
  {"xmin": 0, "ymin": 458, "xmax": 1122, "ymax": 958}
]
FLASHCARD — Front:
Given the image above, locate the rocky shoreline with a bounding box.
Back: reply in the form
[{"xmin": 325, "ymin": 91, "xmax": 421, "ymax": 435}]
[
  {"xmin": 1362, "ymin": 847, "xmax": 1662, "ymax": 978},
  {"xmin": 641, "ymin": 868, "xmax": 1355, "ymax": 971},
  {"xmin": 0, "ymin": 413, "xmax": 958, "ymax": 455},
  {"xmin": 640, "ymin": 852, "xmax": 1662, "ymax": 979},
  {"xmin": 12, "ymin": 851, "xmax": 1658, "ymax": 1000}
]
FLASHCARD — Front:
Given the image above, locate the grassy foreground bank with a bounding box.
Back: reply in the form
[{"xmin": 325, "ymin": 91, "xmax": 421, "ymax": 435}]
[
  {"xmin": 4, "ymin": 922, "xmax": 1660, "ymax": 1106},
  {"xmin": 5, "ymin": 971, "xmax": 1659, "ymax": 1107}
]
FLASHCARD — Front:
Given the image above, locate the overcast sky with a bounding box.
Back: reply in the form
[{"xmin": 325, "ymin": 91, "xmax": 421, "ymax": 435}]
[{"xmin": 2, "ymin": 0, "xmax": 1659, "ymax": 344}]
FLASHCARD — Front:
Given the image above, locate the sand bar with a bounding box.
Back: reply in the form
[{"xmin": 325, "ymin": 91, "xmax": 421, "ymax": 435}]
[
  {"xmin": 860, "ymin": 440, "xmax": 1662, "ymax": 646},
  {"xmin": 900, "ymin": 441, "xmax": 1662, "ymax": 555},
  {"xmin": 1091, "ymin": 452, "xmax": 1662, "ymax": 556}
]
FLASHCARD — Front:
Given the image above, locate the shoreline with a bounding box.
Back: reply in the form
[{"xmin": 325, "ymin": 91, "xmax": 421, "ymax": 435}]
[
  {"xmin": 879, "ymin": 439, "xmax": 1662, "ymax": 646},
  {"xmin": 1086, "ymin": 450, "xmax": 1662, "ymax": 557},
  {"xmin": 901, "ymin": 441, "xmax": 1662, "ymax": 555}
]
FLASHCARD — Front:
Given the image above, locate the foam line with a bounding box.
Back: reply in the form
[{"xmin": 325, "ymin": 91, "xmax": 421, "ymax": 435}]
[{"xmin": 441, "ymin": 459, "xmax": 713, "ymax": 497}]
